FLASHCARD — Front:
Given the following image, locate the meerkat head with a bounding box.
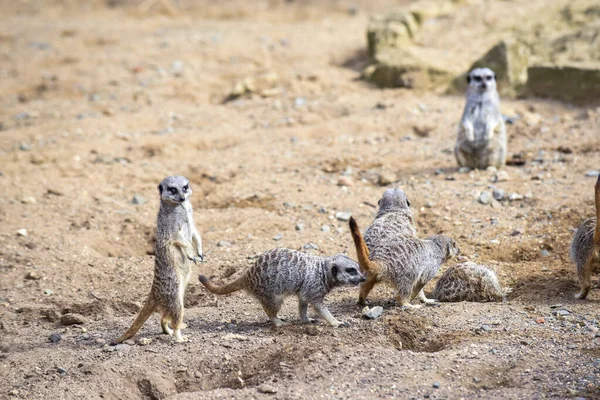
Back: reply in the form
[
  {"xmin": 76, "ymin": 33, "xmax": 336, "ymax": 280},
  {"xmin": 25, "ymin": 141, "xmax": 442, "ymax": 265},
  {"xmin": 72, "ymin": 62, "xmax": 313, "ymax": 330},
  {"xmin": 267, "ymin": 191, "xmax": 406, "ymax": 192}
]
[
  {"xmin": 467, "ymin": 67, "xmax": 496, "ymax": 94},
  {"xmin": 430, "ymin": 235, "xmax": 460, "ymax": 261},
  {"xmin": 377, "ymin": 188, "xmax": 411, "ymax": 216},
  {"xmin": 157, "ymin": 175, "xmax": 192, "ymax": 205},
  {"xmin": 329, "ymin": 254, "xmax": 365, "ymax": 286}
]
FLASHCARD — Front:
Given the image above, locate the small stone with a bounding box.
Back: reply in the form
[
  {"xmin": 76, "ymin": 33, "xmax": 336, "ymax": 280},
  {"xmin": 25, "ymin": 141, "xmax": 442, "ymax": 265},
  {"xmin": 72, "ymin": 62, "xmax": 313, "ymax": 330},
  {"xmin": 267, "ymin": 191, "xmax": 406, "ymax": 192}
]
[
  {"xmin": 478, "ymin": 191, "xmax": 492, "ymax": 205},
  {"xmin": 519, "ymin": 339, "xmax": 531, "ymax": 346},
  {"xmin": 362, "ymin": 306, "xmax": 384, "ymax": 320},
  {"xmin": 433, "ymin": 382, "xmax": 441, "ymax": 389},
  {"xmin": 16, "ymin": 229, "xmax": 28, "ymax": 237},
  {"xmin": 541, "ymin": 250, "xmax": 551, "ymax": 257},
  {"xmin": 138, "ymin": 337, "xmax": 152, "ymax": 346},
  {"xmin": 490, "ymin": 239, "xmax": 500, "ymax": 245},
  {"xmin": 480, "ymin": 324, "xmax": 491, "ymax": 332},
  {"xmin": 95, "ymin": 338, "xmax": 106, "ymax": 345},
  {"xmin": 585, "ymin": 170, "xmax": 600, "ymax": 177},
  {"xmin": 25, "ymin": 271, "xmax": 41, "ymax": 280},
  {"xmin": 493, "ymin": 171, "xmax": 510, "ymax": 182},
  {"xmin": 491, "ymin": 199, "xmax": 502, "ymax": 209},
  {"xmin": 321, "ymin": 224, "xmax": 331, "ymax": 233},
  {"xmin": 123, "ymin": 339, "xmax": 135, "ymax": 346},
  {"xmin": 335, "ymin": 212, "xmax": 352, "ymax": 222},
  {"xmin": 508, "ymin": 193, "xmax": 524, "ymax": 201},
  {"xmin": 48, "ymin": 333, "xmax": 62, "ymax": 343},
  {"xmin": 295, "ymin": 223, "xmax": 304, "ymax": 231},
  {"xmin": 223, "ymin": 333, "xmax": 249, "ymax": 341},
  {"xmin": 424, "ymin": 201, "xmax": 435, "ymax": 208},
  {"xmin": 458, "ymin": 167, "xmax": 471, "ymax": 173},
  {"xmin": 535, "ymin": 318, "xmax": 545, "ymax": 324},
  {"xmin": 60, "ymin": 313, "xmax": 87, "ymax": 326},
  {"xmin": 114, "ymin": 344, "xmax": 130, "ymax": 352},
  {"xmin": 337, "ymin": 176, "xmax": 353, "ymax": 187},
  {"xmin": 56, "ymin": 367, "xmax": 67, "ymax": 374},
  {"xmin": 273, "ymin": 234, "xmax": 283, "ymax": 241},
  {"xmin": 257, "ymin": 384, "xmax": 278, "ymax": 394},
  {"xmin": 510, "ymin": 228, "xmax": 523, "ymax": 236},
  {"xmin": 493, "ymin": 189, "xmax": 505, "ymax": 201},
  {"xmin": 131, "ymin": 195, "xmax": 147, "ymax": 205},
  {"xmin": 555, "ymin": 309, "xmax": 570, "ymax": 317},
  {"xmin": 217, "ymin": 240, "xmax": 231, "ymax": 247},
  {"xmin": 378, "ymin": 172, "xmax": 396, "ymax": 186},
  {"xmin": 445, "ymin": 175, "xmax": 456, "ymax": 181},
  {"xmin": 43, "ymin": 289, "xmax": 54, "ymax": 295},
  {"xmin": 21, "ymin": 196, "xmax": 37, "ymax": 204},
  {"xmin": 473, "ymin": 377, "xmax": 480, "ymax": 383},
  {"xmin": 303, "ymin": 243, "xmax": 318, "ymax": 250}
]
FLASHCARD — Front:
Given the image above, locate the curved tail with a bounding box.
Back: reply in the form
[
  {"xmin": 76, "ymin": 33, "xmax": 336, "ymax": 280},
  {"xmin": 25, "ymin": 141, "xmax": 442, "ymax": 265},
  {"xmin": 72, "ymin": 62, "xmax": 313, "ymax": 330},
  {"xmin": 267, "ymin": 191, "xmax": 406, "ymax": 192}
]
[
  {"xmin": 595, "ymin": 175, "xmax": 600, "ymax": 245},
  {"xmin": 111, "ymin": 295, "xmax": 157, "ymax": 345},
  {"xmin": 349, "ymin": 217, "xmax": 376, "ymax": 273},
  {"xmin": 198, "ymin": 274, "xmax": 247, "ymax": 295}
]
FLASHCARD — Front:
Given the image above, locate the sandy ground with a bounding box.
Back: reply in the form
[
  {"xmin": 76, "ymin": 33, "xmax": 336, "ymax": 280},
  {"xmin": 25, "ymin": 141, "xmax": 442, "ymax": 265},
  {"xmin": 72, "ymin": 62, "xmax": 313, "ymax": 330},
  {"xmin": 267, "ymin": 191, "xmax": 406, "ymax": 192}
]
[{"xmin": 1, "ymin": 1, "xmax": 599, "ymax": 399}]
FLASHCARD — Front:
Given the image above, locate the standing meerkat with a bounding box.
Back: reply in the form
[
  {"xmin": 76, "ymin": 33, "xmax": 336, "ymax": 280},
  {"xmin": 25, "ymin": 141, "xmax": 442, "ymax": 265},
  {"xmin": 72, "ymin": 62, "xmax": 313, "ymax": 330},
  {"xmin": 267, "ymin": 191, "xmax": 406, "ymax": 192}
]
[
  {"xmin": 571, "ymin": 175, "xmax": 600, "ymax": 299},
  {"xmin": 112, "ymin": 175, "xmax": 203, "ymax": 344},
  {"xmin": 431, "ymin": 262, "xmax": 504, "ymax": 302},
  {"xmin": 198, "ymin": 248, "xmax": 365, "ymax": 328},
  {"xmin": 454, "ymin": 67, "xmax": 507, "ymax": 170},
  {"xmin": 349, "ymin": 217, "xmax": 459, "ymax": 308}
]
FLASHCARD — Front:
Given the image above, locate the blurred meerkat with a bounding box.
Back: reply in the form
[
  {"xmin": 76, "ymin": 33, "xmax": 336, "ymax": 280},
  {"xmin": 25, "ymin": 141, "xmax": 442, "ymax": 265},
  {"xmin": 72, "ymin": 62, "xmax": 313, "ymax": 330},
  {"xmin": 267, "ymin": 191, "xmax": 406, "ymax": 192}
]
[
  {"xmin": 431, "ymin": 262, "xmax": 504, "ymax": 302},
  {"xmin": 571, "ymin": 175, "xmax": 600, "ymax": 299},
  {"xmin": 454, "ymin": 67, "xmax": 507, "ymax": 170},
  {"xmin": 199, "ymin": 248, "xmax": 364, "ymax": 328},
  {"xmin": 349, "ymin": 217, "xmax": 459, "ymax": 308},
  {"xmin": 112, "ymin": 175, "xmax": 203, "ymax": 344}
]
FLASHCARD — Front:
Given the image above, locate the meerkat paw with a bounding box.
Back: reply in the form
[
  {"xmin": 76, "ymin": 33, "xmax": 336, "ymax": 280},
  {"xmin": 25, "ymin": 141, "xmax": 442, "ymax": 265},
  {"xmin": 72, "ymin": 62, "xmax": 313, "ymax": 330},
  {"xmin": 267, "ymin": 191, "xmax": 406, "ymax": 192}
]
[
  {"xmin": 421, "ymin": 298, "xmax": 438, "ymax": 304},
  {"xmin": 400, "ymin": 303, "xmax": 421, "ymax": 310},
  {"xmin": 356, "ymin": 298, "xmax": 367, "ymax": 306},
  {"xmin": 162, "ymin": 326, "xmax": 174, "ymax": 335},
  {"xmin": 271, "ymin": 318, "xmax": 287, "ymax": 328},
  {"xmin": 173, "ymin": 331, "xmax": 188, "ymax": 343},
  {"xmin": 330, "ymin": 320, "xmax": 349, "ymax": 328},
  {"xmin": 574, "ymin": 291, "xmax": 588, "ymax": 300},
  {"xmin": 301, "ymin": 317, "xmax": 317, "ymax": 324}
]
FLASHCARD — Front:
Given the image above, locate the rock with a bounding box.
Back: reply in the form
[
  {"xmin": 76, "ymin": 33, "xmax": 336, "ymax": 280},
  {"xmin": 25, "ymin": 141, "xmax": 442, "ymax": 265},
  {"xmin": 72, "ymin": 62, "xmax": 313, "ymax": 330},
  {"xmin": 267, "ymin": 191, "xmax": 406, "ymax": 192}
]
[
  {"xmin": 585, "ymin": 170, "xmax": 600, "ymax": 177},
  {"xmin": 16, "ymin": 229, "xmax": 28, "ymax": 237},
  {"xmin": 114, "ymin": 344, "xmax": 130, "ymax": 352},
  {"xmin": 492, "ymin": 188, "xmax": 505, "ymax": 201},
  {"xmin": 478, "ymin": 191, "xmax": 492, "ymax": 205},
  {"xmin": 56, "ymin": 367, "xmax": 67, "ymax": 374},
  {"xmin": 223, "ymin": 333, "xmax": 249, "ymax": 341},
  {"xmin": 450, "ymin": 39, "xmax": 529, "ymax": 98},
  {"xmin": 25, "ymin": 271, "xmax": 41, "ymax": 280},
  {"xmin": 131, "ymin": 195, "xmax": 147, "ymax": 205},
  {"xmin": 367, "ymin": 12, "xmax": 417, "ymax": 58},
  {"xmin": 321, "ymin": 225, "xmax": 331, "ymax": 233},
  {"xmin": 508, "ymin": 193, "xmax": 524, "ymax": 201},
  {"xmin": 555, "ymin": 309, "xmax": 570, "ymax": 317},
  {"xmin": 433, "ymin": 382, "xmax": 441, "ymax": 389},
  {"xmin": 272, "ymin": 233, "xmax": 283, "ymax": 241},
  {"xmin": 458, "ymin": 167, "xmax": 471, "ymax": 173},
  {"xmin": 43, "ymin": 289, "xmax": 54, "ymax": 295},
  {"xmin": 337, "ymin": 176, "xmax": 353, "ymax": 187},
  {"xmin": 138, "ymin": 337, "xmax": 152, "ymax": 346},
  {"xmin": 123, "ymin": 339, "xmax": 135, "ymax": 346},
  {"xmin": 493, "ymin": 171, "xmax": 510, "ymax": 182},
  {"xmin": 362, "ymin": 306, "xmax": 384, "ymax": 320},
  {"xmin": 257, "ymin": 384, "xmax": 278, "ymax": 394},
  {"xmin": 335, "ymin": 212, "xmax": 352, "ymax": 222},
  {"xmin": 21, "ymin": 196, "xmax": 36, "ymax": 204},
  {"xmin": 510, "ymin": 228, "xmax": 523, "ymax": 236},
  {"xmin": 95, "ymin": 338, "xmax": 106, "ymax": 345},
  {"xmin": 526, "ymin": 65, "xmax": 600, "ymax": 105},
  {"xmin": 48, "ymin": 333, "xmax": 62, "ymax": 343},
  {"xmin": 412, "ymin": 125, "xmax": 435, "ymax": 137},
  {"xmin": 303, "ymin": 243, "xmax": 318, "ymax": 250},
  {"xmin": 217, "ymin": 240, "xmax": 231, "ymax": 247},
  {"xmin": 480, "ymin": 324, "xmax": 492, "ymax": 332},
  {"xmin": 60, "ymin": 313, "xmax": 88, "ymax": 326},
  {"xmin": 541, "ymin": 249, "xmax": 551, "ymax": 257},
  {"xmin": 378, "ymin": 171, "xmax": 397, "ymax": 186},
  {"xmin": 295, "ymin": 223, "xmax": 304, "ymax": 231}
]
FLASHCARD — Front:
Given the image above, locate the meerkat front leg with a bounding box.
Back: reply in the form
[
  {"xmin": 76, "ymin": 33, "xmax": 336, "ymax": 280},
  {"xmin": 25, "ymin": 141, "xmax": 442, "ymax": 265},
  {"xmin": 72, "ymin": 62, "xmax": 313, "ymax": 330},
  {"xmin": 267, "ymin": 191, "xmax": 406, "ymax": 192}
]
[
  {"xmin": 171, "ymin": 228, "xmax": 197, "ymax": 264},
  {"xmin": 483, "ymin": 120, "xmax": 497, "ymax": 141},
  {"xmin": 462, "ymin": 121, "xmax": 475, "ymax": 142},
  {"xmin": 299, "ymin": 301, "xmax": 315, "ymax": 324},
  {"xmin": 417, "ymin": 289, "xmax": 437, "ymax": 304},
  {"xmin": 191, "ymin": 229, "xmax": 204, "ymax": 263},
  {"xmin": 313, "ymin": 302, "xmax": 346, "ymax": 328}
]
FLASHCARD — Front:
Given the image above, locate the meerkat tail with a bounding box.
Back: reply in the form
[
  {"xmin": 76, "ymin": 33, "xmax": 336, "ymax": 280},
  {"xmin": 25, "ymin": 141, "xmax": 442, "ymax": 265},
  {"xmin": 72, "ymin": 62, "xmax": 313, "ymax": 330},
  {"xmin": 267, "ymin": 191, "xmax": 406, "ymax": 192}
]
[
  {"xmin": 349, "ymin": 217, "xmax": 375, "ymax": 273},
  {"xmin": 595, "ymin": 175, "xmax": 600, "ymax": 244},
  {"xmin": 198, "ymin": 274, "xmax": 247, "ymax": 295},
  {"xmin": 111, "ymin": 296, "xmax": 158, "ymax": 345}
]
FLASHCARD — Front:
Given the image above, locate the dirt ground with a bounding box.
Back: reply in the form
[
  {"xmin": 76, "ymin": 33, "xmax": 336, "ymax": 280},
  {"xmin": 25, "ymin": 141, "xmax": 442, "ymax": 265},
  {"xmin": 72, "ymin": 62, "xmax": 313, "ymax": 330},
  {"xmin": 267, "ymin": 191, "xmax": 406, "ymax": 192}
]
[{"xmin": 1, "ymin": 1, "xmax": 599, "ymax": 399}]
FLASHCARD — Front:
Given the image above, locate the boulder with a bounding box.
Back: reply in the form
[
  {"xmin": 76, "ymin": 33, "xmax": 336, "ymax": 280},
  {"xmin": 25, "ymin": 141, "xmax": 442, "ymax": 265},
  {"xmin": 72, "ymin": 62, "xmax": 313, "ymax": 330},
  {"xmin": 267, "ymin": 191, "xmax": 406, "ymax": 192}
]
[
  {"xmin": 526, "ymin": 64, "xmax": 600, "ymax": 105},
  {"xmin": 367, "ymin": 12, "xmax": 417, "ymax": 58}
]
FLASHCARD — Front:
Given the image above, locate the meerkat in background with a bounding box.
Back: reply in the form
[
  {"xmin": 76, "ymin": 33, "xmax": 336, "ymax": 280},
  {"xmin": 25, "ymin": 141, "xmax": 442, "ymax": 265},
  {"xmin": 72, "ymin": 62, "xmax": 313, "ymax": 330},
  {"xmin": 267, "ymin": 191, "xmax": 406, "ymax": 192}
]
[
  {"xmin": 350, "ymin": 217, "xmax": 459, "ymax": 308},
  {"xmin": 199, "ymin": 248, "xmax": 365, "ymax": 328},
  {"xmin": 571, "ymin": 175, "xmax": 600, "ymax": 299},
  {"xmin": 112, "ymin": 175, "xmax": 203, "ymax": 344},
  {"xmin": 431, "ymin": 262, "xmax": 504, "ymax": 302},
  {"xmin": 454, "ymin": 67, "xmax": 507, "ymax": 170}
]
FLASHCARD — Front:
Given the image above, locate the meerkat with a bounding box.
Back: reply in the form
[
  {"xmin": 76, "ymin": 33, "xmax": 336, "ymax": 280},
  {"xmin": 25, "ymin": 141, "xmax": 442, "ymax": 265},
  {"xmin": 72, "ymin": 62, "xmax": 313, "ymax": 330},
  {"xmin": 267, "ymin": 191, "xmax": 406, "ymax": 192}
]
[
  {"xmin": 431, "ymin": 262, "xmax": 504, "ymax": 302},
  {"xmin": 571, "ymin": 175, "xmax": 600, "ymax": 299},
  {"xmin": 349, "ymin": 217, "xmax": 459, "ymax": 308},
  {"xmin": 454, "ymin": 67, "xmax": 507, "ymax": 170},
  {"xmin": 198, "ymin": 248, "xmax": 365, "ymax": 328},
  {"xmin": 112, "ymin": 175, "xmax": 203, "ymax": 344}
]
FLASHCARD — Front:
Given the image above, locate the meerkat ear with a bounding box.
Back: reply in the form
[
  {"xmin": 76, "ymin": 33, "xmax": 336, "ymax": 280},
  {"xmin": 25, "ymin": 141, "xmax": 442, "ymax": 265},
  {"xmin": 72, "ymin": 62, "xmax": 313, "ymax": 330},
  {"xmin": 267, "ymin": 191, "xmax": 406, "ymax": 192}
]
[
  {"xmin": 331, "ymin": 264, "xmax": 339, "ymax": 278},
  {"xmin": 157, "ymin": 184, "xmax": 163, "ymax": 194},
  {"xmin": 377, "ymin": 199, "xmax": 382, "ymax": 206},
  {"xmin": 467, "ymin": 75, "xmax": 471, "ymax": 84}
]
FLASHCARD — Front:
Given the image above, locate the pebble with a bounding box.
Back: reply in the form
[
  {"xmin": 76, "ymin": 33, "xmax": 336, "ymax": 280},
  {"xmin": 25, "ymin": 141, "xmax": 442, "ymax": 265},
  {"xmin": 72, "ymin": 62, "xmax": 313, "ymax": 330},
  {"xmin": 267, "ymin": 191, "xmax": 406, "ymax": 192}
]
[
  {"xmin": 272, "ymin": 234, "xmax": 283, "ymax": 241},
  {"xmin": 295, "ymin": 223, "xmax": 304, "ymax": 231},
  {"xmin": 138, "ymin": 337, "xmax": 152, "ymax": 346},
  {"xmin": 378, "ymin": 172, "xmax": 396, "ymax": 186},
  {"xmin": 25, "ymin": 271, "xmax": 41, "ymax": 280},
  {"xmin": 337, "ymin": 176, "xmax": 353, "ymax": 187},
  {"xmin": 492, "ymin": 188, "xmax": 505, "ymax": 201},
  {"xmin": 123, "ymin": 339, "xmax": 135, "ymax": 346},
  {"xmin": 585, "ymin": 170, "xmax": 600, "ymax": 177},
  {"xmin": 21, "ymin": 196, "xmax": 37, "ymax": 204},
  {"xmin": 335, "ymin": 212, "xmax": 352, "ymax": 222},
  {"xmin": 223, "ymin": 333, "xmax": 249, "ymax": 341},
  {"xmin": 490, "ymin": 239, "xmax": 500, "ymax": 245},
  {"xmin": 473, "ymin": 377, "xmax": 480, "ymax": 383},
  {"xmin": 131, "ymin": 195, "xmax": 147, "ymax": 205},
  {"xmin": 478, "ymin": 191, "xmax": 492, "ymax": 205},
  {"xmin": 510, "ymin": 228, "xmax": 523, "ymax": 236},
  {"xmin": 60, "ymin": 313, "xmax": 88, "ymax": 326},
  {"xmin": 541, "ymin": 250, "xmax": 551, "ymax": 257},
  {"xmin": 458, "ymin": 167, "xmax": 471, "ymax": 173},
  {"xmin": 257, "ymin": 384, "xmax": 278, "ymax": 394},
  {"xmin": 555, "ymin": 309, "xmax": 570, "ymax": 317},
  {"xmin": 48, "ymin": 333, "xmax": 62, "ymax": 343},
  {"xmin": 43, "ymin": 289, "xmax": 54, "ymax": 295},
  {"xmin": 321, "ymin": 225, "xmax": 330, "ymax": 233},
  {"xmin": 362, "ymin": 306, "xmax": 384, "ymax": 320},
  {"xmin": 16, "ymin": 229, "xmax": 28, "ymax": 237},
  {"xmin": 56, "ymin": 367, "xmax": 67, "ymax": 375},
  {"xmin": 433, "ymin": 382, "xmax": 440, "ymax": 389},
  {"xmin": 550, "ymin": 303, "xmax": 563, "ymax": 309},
  {"xmin": 493, "ymin": 171, "xmax": 510, "ymax": 182},
  {"xmin": 303, "ymin": 243, "xmax": 318, "ymax": 250},
  {"xmin": 217, "ymin": 240, "xmax": 231, "ymax": 247},
  {"xmin": 508, "ymin": 193, "xmax": 524, "ymax": 201},
  {"xmin": 480, "ymin": 324, "xmax": 491, "ymax": 332},
  {"xmin": 19, "ymin": 142, "xmax": 32, "ymax": 151},
  {"xmin": 95, "ymin": 338, "xmax": 106, "ymax": 345}
]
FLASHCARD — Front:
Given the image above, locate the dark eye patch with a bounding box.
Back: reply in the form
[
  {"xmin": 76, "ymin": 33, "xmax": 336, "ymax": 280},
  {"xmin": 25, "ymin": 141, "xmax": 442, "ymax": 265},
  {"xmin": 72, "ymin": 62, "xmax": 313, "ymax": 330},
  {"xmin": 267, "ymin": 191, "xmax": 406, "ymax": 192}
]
[
  {"xmin": 473, "ymin": 76, "xmax": 482, "ymax": 82},
  {"xmin": 168, "ymin": 187, "xmax": 177, "ymax": 195},
  {"xmin": 406, "ymin": 199, "xmax": 411, "ymax": 207},
  {"xmin": 345, "ymin": 268, "xmax": 358, "ymax": 276},
  {"xmin": 182, "ymin": 185, "xmax": 189, "ymax": 192},
  {"xmin": 485, "ymin": 76, "xmax": 493, "ymax": 81}
]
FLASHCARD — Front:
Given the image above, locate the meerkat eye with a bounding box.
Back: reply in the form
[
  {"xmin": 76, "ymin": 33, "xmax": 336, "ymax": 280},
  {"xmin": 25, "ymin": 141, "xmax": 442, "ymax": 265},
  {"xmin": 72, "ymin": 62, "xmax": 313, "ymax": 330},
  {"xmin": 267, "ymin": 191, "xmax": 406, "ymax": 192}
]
[
  {"xmin": 345, "ymin": 268, "xmax": 358, "ymax": 276},
  {"xmin": 168, "ymin": 187, "xmax": 177, "ymax": 195},
  {"xmin": 182, "ymin": 185, "xmax": 188, "ymax": 192},
  {"xmin": 473, "ymin": 76, "xmax": 482, "ymax": 82},
  {"xmin": 485, "ymin": 76, "xmax": 493, "ymax": 81}
]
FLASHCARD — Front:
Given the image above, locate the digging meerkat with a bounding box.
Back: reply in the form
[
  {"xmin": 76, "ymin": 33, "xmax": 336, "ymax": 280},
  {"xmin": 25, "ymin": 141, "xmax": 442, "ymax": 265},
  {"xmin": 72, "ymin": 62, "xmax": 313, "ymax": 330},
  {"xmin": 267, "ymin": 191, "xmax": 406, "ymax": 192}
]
[
  {"xmin": 454, "ymin": 67, "xmax": 507, "ymax": 170},
  {"xmin": 199, "ymin": 248, "xmax": 365, "ymax": 327},
  {"xmin": 571, "ymin": 175, "xmax": 600, "ymax": 299},
  {"xmin": 349, "ymin": 217, "xmax": 459, "ymax": 308},
  {"xmin": 111, "ymin": 175, "xmax": 203, "ymax": 344},
  {"xmin": 431, "ymin": 262, "xmax": 504, "ymax": 302}
]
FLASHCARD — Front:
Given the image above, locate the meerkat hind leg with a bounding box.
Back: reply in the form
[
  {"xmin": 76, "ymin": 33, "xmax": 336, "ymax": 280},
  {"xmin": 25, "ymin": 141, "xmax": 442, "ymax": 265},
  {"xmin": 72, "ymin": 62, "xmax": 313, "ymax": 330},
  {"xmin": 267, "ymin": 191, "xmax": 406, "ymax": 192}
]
[
  {"xmin": 575, "ymin": 258, "xmax": 594, "ymax": 299},
  {"xmin": 161, "ymin": 315, "xmax": 173, "ymax": 335},
  {"xmin": 299, "ymin": 300, "xmax": 315, "ymax": 324},
  {"xmin": 357, "ymin": 275, "xmax": 377, "ymax": 305},
  {"xmin": 396, "ymin": 294, "xmax": 421, "ymax": 309},
  {"xmin": 417, "ymin": 289, "xmax": 437, "ymax": 304},
  {"xmin": 260, "ymin": 295, "xmax": 286, "ymax": 327}
]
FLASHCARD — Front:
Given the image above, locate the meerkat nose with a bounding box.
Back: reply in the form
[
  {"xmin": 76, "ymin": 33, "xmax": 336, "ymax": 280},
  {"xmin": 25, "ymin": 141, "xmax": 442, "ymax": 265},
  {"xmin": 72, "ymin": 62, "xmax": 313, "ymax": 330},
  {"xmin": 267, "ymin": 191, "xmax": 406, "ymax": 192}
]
[{"xmin": 179, "ymin": 196, "xmax": 185, "ymax": 202}]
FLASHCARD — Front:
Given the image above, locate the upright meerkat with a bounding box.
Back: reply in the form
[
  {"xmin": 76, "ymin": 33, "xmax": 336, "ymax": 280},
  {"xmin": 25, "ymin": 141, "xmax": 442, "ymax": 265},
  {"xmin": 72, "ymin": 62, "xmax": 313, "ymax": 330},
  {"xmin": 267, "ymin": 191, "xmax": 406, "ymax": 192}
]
[
  {"xmin": 571, "ymin": 175, "xmax": 600, "ymax": 299},
  {"xmin": 431, "ymin": 262, "xmax": 504, "ymax": 302},
  {"xmin": 199, "ymin": 248, "xmax": 365, "ymax": 328},
  {"xmin": 112, "ymin": 175, "xmax": 203, "ymax": 344},
  {"xmin": 349, "ymin": 217, "xmax": 459, "ymax": 307},
  {"xmin": 454, "ymin": 67, "xmax": 507, "ymax": 170}
]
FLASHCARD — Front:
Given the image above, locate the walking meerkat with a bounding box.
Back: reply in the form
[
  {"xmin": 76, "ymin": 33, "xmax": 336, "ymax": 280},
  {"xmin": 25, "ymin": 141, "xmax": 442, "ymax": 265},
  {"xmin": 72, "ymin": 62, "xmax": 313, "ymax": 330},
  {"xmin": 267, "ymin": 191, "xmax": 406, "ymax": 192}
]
[
  {"xmin": 571, "ymin": 175, "xmax": 600, "ymax": 299},
  {"xmin": 454, "ymin": 67, "xmax": 507, "ymax": 170},
  {"xmin": 349, "ymin": 217, "xmax": 459, "ymax": 308},
  {"xmin": 198, "ymin": 248, "xmax": 365, "ymax": 328},
  {"xmin": 431, "ymin": 262, "xmax": 504, "ymax": 302},
  {"xmin": 112, "ymin": 175, "xmax": 203, "ymax": 344}
]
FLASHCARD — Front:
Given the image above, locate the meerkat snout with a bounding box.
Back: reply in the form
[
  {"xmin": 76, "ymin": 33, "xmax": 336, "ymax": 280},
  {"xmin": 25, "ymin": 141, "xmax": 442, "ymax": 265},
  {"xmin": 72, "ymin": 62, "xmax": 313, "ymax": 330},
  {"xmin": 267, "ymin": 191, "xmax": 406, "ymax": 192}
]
[
  {"xmin": 467, "ymin": 68, "xmax": 496, "ymax": 93},
  {"xmin": 330, "ymin": 255, "xmax": 365, "ymax": 286},
  {"xmin": 158, "ymin": 178, "xmax": 192, "ymax": 205}
]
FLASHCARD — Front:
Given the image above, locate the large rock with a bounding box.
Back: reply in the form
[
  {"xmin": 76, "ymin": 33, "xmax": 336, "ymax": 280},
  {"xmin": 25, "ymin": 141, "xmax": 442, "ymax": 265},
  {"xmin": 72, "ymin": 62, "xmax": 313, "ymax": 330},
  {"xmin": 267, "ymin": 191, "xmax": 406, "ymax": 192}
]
[
  {"xmin": 450, "ymin": 39, "xmax": 529, "ymax": 97},
  {"xmin": 526, "ymin": 64, "xmax": 600, "ymax": 104},
  {"xmin": 364, "ymin": 47, "xmax": 459, "ymax": 90},
  {"xmin": 367, "ymin": 12, "xmax": 418, "ymax": 58}
]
